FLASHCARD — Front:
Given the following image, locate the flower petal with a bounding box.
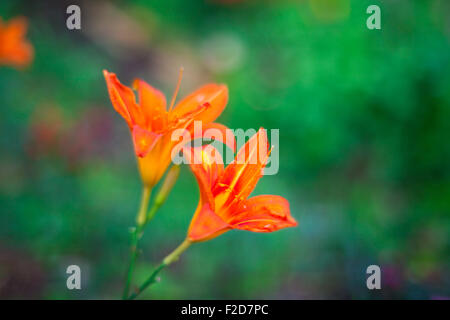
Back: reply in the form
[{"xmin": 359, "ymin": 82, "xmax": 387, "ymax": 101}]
[
  {"xmin": 213, "ymin": 128, "xmax": 269, "ymax": 209},
  {"xmin": 4, "ymin": 17, "xmax": 28, "ymax": 38},
  {"xmin": 172, "ymin": 122, "xmax": 236, "ymax": 158},
  {"xmin": 137, "ymin": 134, "xmax": 173, "ymax": 187},
  {"xmin": 189, "ymin": 122, "xmax": 236, "ymax": 153},
  {"xmin": 183, "ymin": 146, "xmax": 224, "ymax": 210},
  {"xmin": 0, "ymin": 17, "xmax": 33, "ymax": 67},
  {"xmin": 103, "ymin": 70, "xmax": 140, "ymax": 127},
  {"xmin": 187, "ymin": 203, "xmax": 230, "ymax": 242},
  {"xmin": 133, "ymin": 79, "xmax": 167, "ymax": 131},
  {"xmin": 132, "ymin": 125, "xmax": 162, "ymax": 158},
  {"xmin": 170, "ymin": 84, "xmax": 228, "ymax": 124},
  {"xmin": 227, "ymin": 195, "xmax": 297, "ymax": 232}
]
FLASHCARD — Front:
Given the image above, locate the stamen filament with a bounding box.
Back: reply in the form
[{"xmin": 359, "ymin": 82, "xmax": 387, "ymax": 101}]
[{"xmin": 168, "ymin": 67, "xmax": 184, "ymax": 113}]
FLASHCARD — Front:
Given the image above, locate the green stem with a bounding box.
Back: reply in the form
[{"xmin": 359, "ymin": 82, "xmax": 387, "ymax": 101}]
[
  {"xmin": 122, "ymin": 186, "xmax": 151, "ymax": 300},
  {"xmin": 144, "ymin": 165, "xmax": 180, "ymax": 225},
  {"xmin": 136, "ymin": 186, "xmax": 152, "ymax": 226},
  {"xmin": 163, "ymin": 239, "xmax": 191, "ymax": 265},
  {"xmin": 127, "ymin": 263, "xmax": 166, "ymax": 300},
  {"xmin": 128, "ymin": 239, "xmax": 192, "ymax": 300},
  {"xmin": 145, "ymin": 200, "xmax": 162, "ymax": 225}
]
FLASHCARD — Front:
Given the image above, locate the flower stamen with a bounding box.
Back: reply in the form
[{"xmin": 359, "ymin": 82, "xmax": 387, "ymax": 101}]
[{"xmin": 168, "ymin": 67, "xmax": 184, "ymax": 113}]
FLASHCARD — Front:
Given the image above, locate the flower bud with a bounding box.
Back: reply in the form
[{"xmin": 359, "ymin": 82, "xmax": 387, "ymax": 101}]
[{"xmin": 155, "ymin": 165, "xmax": 180, "ymax": 205}]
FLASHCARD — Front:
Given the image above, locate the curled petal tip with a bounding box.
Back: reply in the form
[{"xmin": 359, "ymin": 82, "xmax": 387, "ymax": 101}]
[
  {"xmin": 103, "ymin": 69, "xmax": 111, "ymax": 78},
  {"xmin": 286, "ymin": 215, "xmax": 298, "ymax": 227}
]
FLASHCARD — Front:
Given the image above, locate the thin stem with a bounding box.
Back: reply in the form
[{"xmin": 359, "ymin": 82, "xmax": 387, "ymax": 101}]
[
  {"xmin": 144, "ymin": 188, "xmax": 165, "ymax": 226},
  {"xmin": 163, "ymin": 238, "xmax": 191, "ymax": 265},
  {"xmin": 127, "ymin": 263, "xmax": 166, "ymax": 300},
  {"xmin": 128, "ymin": 239, "xmax": 192, "ymax": 300},
  {"xmin": 122, "ymin": 185, "xmax": 152, "ymax": 300},
  {"xmin": 145, "ymin": 203, "xmax": 160, "ymax": 225},
  {"xmin": 144, "ymin": 165, "xmax": 180, "ymax": 226},
  {"xmin": 136, "ymin": 186, "xmax": 152, "ymax": 226}
]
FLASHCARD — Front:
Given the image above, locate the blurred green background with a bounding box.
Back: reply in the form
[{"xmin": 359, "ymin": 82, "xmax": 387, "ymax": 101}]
[{"xmin": 0, "ymin": 0, "xmax": 449, "ymax": 299}]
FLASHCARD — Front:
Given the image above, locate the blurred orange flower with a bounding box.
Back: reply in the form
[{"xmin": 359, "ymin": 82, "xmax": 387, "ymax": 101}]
[
  {"xmin": 0, "ymin": 16, "xmax": 33, "ymax": 68},
  {"xmin": 185, "ymin": 128, "xmax": 297, "ymax": 242},
  {"xmin": 103, "ymin": 70, "xmax": 231, "ymax": 187}
]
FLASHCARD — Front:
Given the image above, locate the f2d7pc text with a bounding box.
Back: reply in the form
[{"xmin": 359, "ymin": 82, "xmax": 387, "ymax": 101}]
[{"xmin": 226, "ymin": 304, "xmax": 269, "ymax": 315}]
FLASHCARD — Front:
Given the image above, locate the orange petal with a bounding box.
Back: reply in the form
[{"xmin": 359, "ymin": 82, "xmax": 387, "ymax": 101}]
[
  {"xmin": 5, "ymin": 17, "xmax": 28, "ymax": 38},
  {"xmin": 183, "ymin": 146, "xmax": 220, "ymax": 210},
  {"xmin": 172, "ymin": 122, "xmax": 236, "ymax": 157},
  {"xmin": 137, "ymin": 134, "xmax": 173, "ymax": 187},
  {"xmin": 103, "ymin": 70, "xmax": 140, "ymax": 127},
  {"xmin": 227, "ymin": 195, "xmax": 297, "ymax": 232},
  {"xmin": 132, "ymin": 125, "xmax": 162, "ymax": 158},
  {"xmin": 170, "ymin": 84, "xmax": 228, "ymax": 124},
  {"xmin": 0, "ymin": 17, "xmax": 33, "ymax": 67},
  {"xmin": 187, "ymin": 203, "xmax": 230, "ymax": 242},
  {"xmin": 189, "ymin": 122, "xmax": 236, "ymax": 153},
  {"xmin": 133, "ymin": 79, "xmax": 167, "ymax": 131},
  {"xmin": 213, "ymin": 128, "xmax": 269, "ymax": 209},
  {"xmin": 183, "ymin": 145, "xmax": 224, "ymax": 188}
]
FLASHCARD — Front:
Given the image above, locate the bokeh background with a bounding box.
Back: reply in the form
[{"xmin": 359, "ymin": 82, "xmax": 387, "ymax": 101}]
[{"xmin": 1, "ymin": 0, "xmax": 449, "ymax": 299}]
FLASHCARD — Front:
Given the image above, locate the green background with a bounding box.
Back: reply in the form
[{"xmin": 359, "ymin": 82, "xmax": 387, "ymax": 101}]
[{"xmin": 0, "ymin": 0, "xmax": 449, "ymax": 299}]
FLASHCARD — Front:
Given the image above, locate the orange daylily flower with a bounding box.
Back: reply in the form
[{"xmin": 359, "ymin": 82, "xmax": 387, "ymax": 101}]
[
  {"xmin": 103, "ymin": 69, "xmax": 232, "ymax": 187},
  {"xmin": 184, "ymin": 128, "xmax": 297, "ymax": 242},
  {"xmin": 0, "ymin": 16, "xmax": 33, "ymax": 68}
]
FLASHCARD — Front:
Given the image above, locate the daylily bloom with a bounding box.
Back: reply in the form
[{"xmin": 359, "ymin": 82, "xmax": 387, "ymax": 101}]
[
  {"xmin": 103, "ymin": 69, "xmax": 232, "ymax": 187},
  {"xmin": 0, "ymin": 16, "xmax": 33, "ymax": 68},
  {"xmin": 184, "ymin": 128, "xmax": 297, "ymax": 242}
]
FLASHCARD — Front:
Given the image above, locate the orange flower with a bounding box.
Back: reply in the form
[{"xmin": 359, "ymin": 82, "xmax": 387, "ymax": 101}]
[
  {"xmin": 0, "ymin": 16, "xmax": 33, "ymax": 68},
  {"xmin": 103, "ymin": 69, "xmax": 231, "ymax": 187},
  {"xmin": 185, "ymin": 128, "xmax": 297, "ymax": 242}
]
